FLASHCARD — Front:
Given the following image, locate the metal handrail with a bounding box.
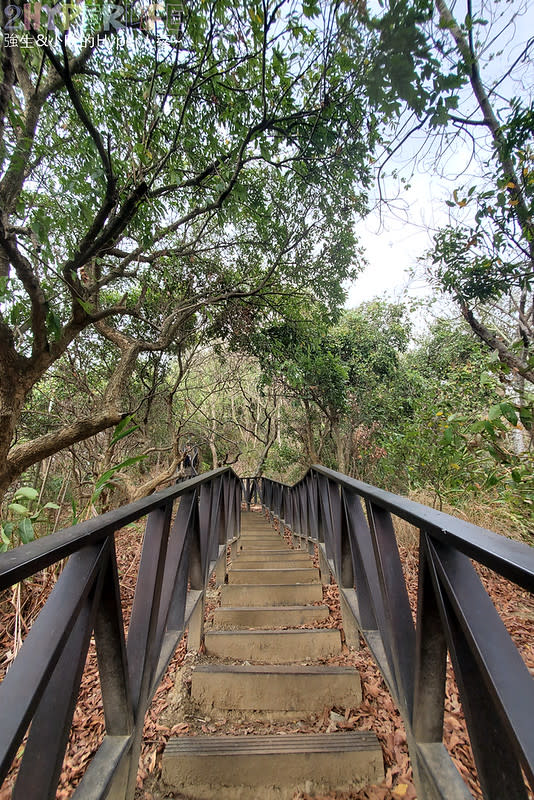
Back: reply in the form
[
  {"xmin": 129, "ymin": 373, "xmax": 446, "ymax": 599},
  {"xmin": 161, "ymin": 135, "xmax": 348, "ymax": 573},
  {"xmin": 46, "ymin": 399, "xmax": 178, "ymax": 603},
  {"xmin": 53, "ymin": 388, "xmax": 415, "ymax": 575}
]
[
  {"xmin": 0, "ymin": 467, "xmax": 242, "ymax": 800},
  {"xmin": 260, "ymin": 466, "xmax": 534, "ymax": 800}
]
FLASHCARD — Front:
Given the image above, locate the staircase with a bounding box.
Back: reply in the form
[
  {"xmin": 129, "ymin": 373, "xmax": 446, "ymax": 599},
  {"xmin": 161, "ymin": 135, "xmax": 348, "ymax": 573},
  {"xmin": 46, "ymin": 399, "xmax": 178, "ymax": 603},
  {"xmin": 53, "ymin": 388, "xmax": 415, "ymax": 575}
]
[{"xmin": 161, "ymin": 510, "xmax": 384, "ymax": 799}]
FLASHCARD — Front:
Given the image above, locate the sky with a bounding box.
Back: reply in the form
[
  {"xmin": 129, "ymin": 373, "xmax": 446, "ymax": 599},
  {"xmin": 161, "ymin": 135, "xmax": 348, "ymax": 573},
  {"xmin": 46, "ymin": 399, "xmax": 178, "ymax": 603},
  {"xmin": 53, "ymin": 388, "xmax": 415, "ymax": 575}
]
[
  {"xmin": 348, "ymin": 177, "xmax": 442, "ymax": 306},
  {"xmin": 346, "ymin": 150, "xmax": 462, "ymax": 316},
  {"xmin": 344, "ymin": 0, "xmax": 534, "ymax": 315}
]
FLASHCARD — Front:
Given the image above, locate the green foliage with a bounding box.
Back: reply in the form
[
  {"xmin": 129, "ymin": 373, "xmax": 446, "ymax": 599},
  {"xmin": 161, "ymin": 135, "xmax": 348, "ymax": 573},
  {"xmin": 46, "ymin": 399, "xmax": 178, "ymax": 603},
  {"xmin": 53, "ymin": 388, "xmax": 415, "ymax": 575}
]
[
  {"xmin": 249, "ymin": 303, "xmax": 533, "ymax": 527},
  {"xmin": 1, "ymin": 487, "xmax": 60, "ymax": 550},
  {"xmin": 1, "ymin": 0, "xmax": 391, "ymax": 497},
  {"xmin": 370, "ymin": 318, "xmax": 534, "ymax": 525},
  {"xmin": 365, "ymin": 0, "xmax": 464, "ymax": 117},
  {"xmin": 110, "ymin": 416, "xmax": 140, "ymax": 447},
  {"xmin": 91, "ymin": 456, "xmax": 147, "ymax": 502}
]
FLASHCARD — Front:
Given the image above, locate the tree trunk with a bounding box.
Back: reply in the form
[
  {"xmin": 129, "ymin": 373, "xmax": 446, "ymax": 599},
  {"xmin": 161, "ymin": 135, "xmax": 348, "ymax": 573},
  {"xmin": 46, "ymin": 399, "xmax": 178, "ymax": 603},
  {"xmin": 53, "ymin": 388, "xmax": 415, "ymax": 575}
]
[
  {"xmin": 253, "ymin": 434, "xmax": 276, "ymax": 477},
  {"xmin": 0, "ymin": 407, "xmax": 125, "ymax": 503},
  {"xmin": 302, "ymin": 400, "xmax": 319, "ymax": 464},
  {"xmin": 332, "ymin": 419, "xmax": 346, "ymax": 474},
  {"xmin": 125, "ymin": 456, "xmax": 182, "ymax": 502},
  {"xmin": 0, "ymin": 327, "xmax": 140, "ymax": 503}
]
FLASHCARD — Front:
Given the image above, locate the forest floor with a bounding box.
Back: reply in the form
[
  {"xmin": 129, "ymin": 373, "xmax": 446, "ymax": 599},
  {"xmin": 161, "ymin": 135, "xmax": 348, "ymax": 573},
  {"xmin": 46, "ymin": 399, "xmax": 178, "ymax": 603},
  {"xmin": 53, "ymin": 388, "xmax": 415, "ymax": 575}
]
[{"xmin": 0, "ymin": 507, "xmax": 533, "ymax": 800}]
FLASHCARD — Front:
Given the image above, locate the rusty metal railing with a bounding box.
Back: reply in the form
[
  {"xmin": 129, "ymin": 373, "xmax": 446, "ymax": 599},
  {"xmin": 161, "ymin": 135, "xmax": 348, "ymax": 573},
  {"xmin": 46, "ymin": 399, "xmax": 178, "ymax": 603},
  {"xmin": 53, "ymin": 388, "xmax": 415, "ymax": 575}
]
[
  {"xmin": 0, "ymin": 467, "xmax": 241, "ymax": 799},
  {"xmin": 261, "ymin": 466, "xmax": 534, "ymax": 800}
]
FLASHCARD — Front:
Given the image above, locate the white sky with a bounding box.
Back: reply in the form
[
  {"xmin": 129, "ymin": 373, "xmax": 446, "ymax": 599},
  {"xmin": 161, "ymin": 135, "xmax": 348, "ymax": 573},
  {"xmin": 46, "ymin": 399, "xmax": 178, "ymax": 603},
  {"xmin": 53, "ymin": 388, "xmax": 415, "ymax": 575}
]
[
  {"xmin": 346, "ymin": 159, "xmax": 462, "ymax": 316},
  {"xmin": 344, "ymin": 0, "xmax": 534, "ymax": 315}
]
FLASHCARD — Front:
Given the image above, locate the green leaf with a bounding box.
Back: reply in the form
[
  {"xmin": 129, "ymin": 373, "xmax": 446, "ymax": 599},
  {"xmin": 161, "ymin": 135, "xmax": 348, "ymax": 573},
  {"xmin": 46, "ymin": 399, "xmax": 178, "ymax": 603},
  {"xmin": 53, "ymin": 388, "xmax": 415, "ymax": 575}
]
[
  {"xmin": 483, "ymin": 420, "xmax": 497, "ymax": 438},
  {"xmin": 302, "ymin": 1, "xmax": 320, "ymax": 18},
  {"xmin": 110, "ymin": 415, "xmax": 139, "ymax": 446},
  {"xmin": 8, "ymin": 502, "xmax": 30, "ymax": 516},
  {"xmin": 46, "ymin": 308, "xmax": 62, "ymax": 342},
  {"xmin": 42, "ymin": 502, "xmax": 61, "ymax": 510},
  {"xmin": 519, "ymin": 406, "xmax": 533, "ymax": 427},
  {"xmin": 499, "ymin": 402, "xmax": 518, "ymax": 426},
  {"xmin": 18, "ymin": 518, "xmax": 34, "ymax": 544},
  {"xmin": 0, "ymin": 524, "xmax": 13, "ymax": 546},
  {"xmin": 76, "ymin": 298, "xmax": 94, "ymax": 314},
  {"xmin": 488, "ymin": 404, "xmax": 502, "ymax": 421},
  {"xmin": 92, "ymin": 455, "xmax": 147, "ymax": 500},
  {"xmin": 471, "ymin": 420, "xmax": 485, "ymax": 433},
  {"xmin": 511, "ymin": 469, "xmax": 522, "ymax": 483},
  {"xmin": 442, "ymin": 426, "xmax": 453, "ymax": 444},
  {"xmin": 14, "ymin": 486, "xmax": 39, "ymax": 501},
  {"xmin": 486, "ymin": 471, "xmax": 500, "ymax": 487}
]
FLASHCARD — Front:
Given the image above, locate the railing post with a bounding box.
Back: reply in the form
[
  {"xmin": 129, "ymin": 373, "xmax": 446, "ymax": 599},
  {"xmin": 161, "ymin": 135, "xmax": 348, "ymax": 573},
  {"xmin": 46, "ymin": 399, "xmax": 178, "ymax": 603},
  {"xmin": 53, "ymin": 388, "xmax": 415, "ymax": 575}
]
[
  {"xmin": 292, "ymin": 485, "xmax": 300, "ymax": 546},
  {"xmin": 159, "ymin": 490, "xmax": 198, "ymax": 637},
  {"xmin": 306, "ymin": 473, "xmax": 317, "ymax": 554},
  {"xmin": 230, "ymin": 475, "xmax": 238, "ymax": 552},
  {"xmin": 286, "ymin": 487, "xmax": 293, "ymax": 532},
  {"xmin": 335, "ymin": 488, "xmax": 358, "ymax": 649},
  {"xmin": 365, "ymin": 500, "xmax": 416, "ymax": 719},
  {"xmin": 424, "ymin": 537, "xmax": 532, "ymax": 800},
  {"xmin": 235, "ymin": 478, "xmax": 241, "ymax": 536},
  {"xmin": 214, "ymin": 475, "xmax": 229, "ymax": 587},
  {"xmin": 341, "ymin": 489, "xmax": 377, "ymax": 632},
  {"xmin": 328, "ymin": 479, "xmax": 342, "ymax": 578},
  {"xmin": 10, "ymin": 544, "xmax": 109, "ymax": 800},
  {"xmin": 94, "ymin": 540, "xmax": 134, "ymax": 735},
  {"xmin": 413, "ymin": 532, "xmax": 447, "ymax": 742},
  {"xmin": 317, "ymin": 475, "xmax": 334, "ymax": 583},
  {"xmin": 124, "ymin": 502, "xmax": 173, "ymax": 797},
  {"xmin": 126, "ymin": 504, "xmax": 173, "ymax": 711}
]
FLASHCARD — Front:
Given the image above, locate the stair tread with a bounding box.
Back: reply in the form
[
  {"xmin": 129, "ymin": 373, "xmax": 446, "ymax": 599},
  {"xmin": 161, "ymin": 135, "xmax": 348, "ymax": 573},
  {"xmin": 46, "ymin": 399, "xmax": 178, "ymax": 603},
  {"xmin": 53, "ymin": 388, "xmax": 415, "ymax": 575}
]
[
  {"xmin": 232, "ymin": 561, "xmax": 313, "ymax": 566},
  {"xmin": 214, "ymin": 604, "xmax": 328, "ymax": 612},
  {"xmin": 193, "ymin": 663, "xmax": 356, "ymax": 674},
  {"xmin": 165, "ymin": 731, "xmax": 379, "ymax": 755},
  {"xmin": 222, "ymin": 582, "xmax": 321, "ymax": 587},
  {"xmin": 206, "ymin": 628, "xmax": 339, "ymax": 635},
  {"xmin": 220, "ymin": 584, "xmax": 324, "ymax": 606},
  {"xmin": 236, "ymin": 549, "xmax": 303, "ymax": 554},
  {"xmin": 230, "ymin": 567, "xmax": 317, "ymax": 571},
  {"xmin": 235, "ymin": 554, "xmax": 311, "ymax": 559}
]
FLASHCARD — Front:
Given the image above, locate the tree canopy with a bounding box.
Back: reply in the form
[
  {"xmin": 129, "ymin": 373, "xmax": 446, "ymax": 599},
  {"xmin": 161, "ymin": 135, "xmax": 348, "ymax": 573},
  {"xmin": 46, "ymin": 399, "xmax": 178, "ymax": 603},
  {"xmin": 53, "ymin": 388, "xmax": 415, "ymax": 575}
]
[
  {"xmin": 0, "ymin": 0, "xmax": 384, "ymax": 497},
  {"xmin": 1, "ymin": 0, "xmax": 533, "ymax": 529}
]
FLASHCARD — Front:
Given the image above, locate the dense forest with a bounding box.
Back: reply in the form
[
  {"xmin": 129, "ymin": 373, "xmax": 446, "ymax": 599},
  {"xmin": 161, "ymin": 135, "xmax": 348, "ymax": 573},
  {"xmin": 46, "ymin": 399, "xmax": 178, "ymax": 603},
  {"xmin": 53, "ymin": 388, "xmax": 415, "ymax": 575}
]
[{"xmin": 1, "ymin": 0, "xmax": 533, "ymax": 547}]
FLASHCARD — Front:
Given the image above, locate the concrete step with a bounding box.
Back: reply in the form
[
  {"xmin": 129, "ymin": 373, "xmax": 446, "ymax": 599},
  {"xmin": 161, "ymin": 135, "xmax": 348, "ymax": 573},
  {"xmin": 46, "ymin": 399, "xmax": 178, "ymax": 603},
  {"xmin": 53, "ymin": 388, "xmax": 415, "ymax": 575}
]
[
  {"xmin": 234, "ymin": 550, "xmax": 311, "ymax": 562},
  {"xmin": 204, "ymin": 628, "xmax": 341, "ymax": 662},
  {"xmin": 220, "ymin": 583, "xmax": 323, "ymax": 606},
  {"xmin": 212, "ymin": 604, "xmax": 329, "ymax": 629},
  {"xmin": 240, "ymin": 528, "xmax": 276, "ymax": 534},
  {"xmin": 231, "ymin": 558, "xmax": 314, "ymax": 570},
  {"xmin": 228, "ymin": 567, "xmax": 320, "ymax": 585},
  {"xmin": 239, "ymin": 541, "xmax": 288, "ymax": 550},
  {"xmin": 161, "ymin": 731, "xmax": 384, "ymax": 800},
  {"xmin": 239, "ymin": 536, "xmax": 286, "ymax": 550},
  {"xmin": 191, "ymin": 664, "xmax": 362, "ymax": 712},
  {"xmin": 236, "ymin": 548, "xmax": 304, "ymax": 557}
]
